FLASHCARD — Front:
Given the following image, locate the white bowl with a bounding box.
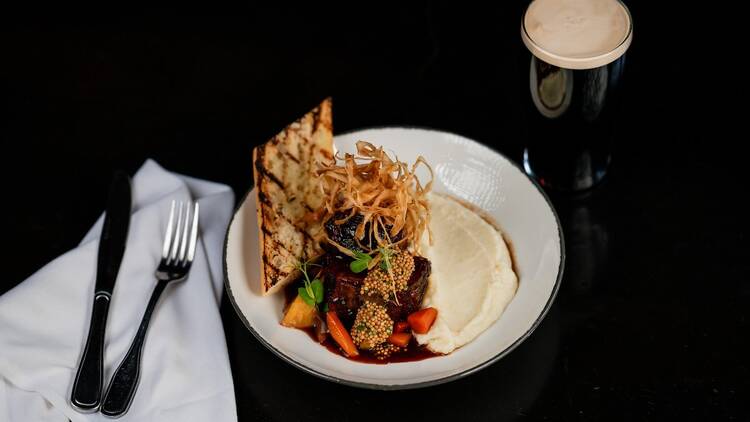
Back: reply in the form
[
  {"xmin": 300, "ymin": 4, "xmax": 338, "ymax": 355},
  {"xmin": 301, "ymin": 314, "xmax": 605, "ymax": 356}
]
[{"xmin": 223, "ymin": 127, "xmax": 564, "ymax": 389}]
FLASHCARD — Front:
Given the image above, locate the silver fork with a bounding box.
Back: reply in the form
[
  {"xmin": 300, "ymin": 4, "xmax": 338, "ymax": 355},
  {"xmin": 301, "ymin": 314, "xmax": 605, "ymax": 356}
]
[{"xmin": 100, "ymin": 200, "xmax": 199, "ymax": 418}]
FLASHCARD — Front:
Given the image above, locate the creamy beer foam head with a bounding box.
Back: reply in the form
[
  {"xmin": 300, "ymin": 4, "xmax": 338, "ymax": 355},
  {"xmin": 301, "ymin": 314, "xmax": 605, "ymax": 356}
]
[{"xmin": 522, "ymin": 0, "xmax": 632, "ymax": 69}]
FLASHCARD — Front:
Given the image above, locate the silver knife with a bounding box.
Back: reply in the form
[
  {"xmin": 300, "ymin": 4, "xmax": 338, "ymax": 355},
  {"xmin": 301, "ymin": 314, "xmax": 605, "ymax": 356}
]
[{"xmin": 71, "ymin": 171, "xmax": 132, "ymax": 412}]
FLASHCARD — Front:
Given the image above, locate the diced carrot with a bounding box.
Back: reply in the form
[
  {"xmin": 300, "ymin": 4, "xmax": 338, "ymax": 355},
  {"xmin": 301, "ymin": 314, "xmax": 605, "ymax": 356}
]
[
  {"xmin": 388, "ymin": 332, "xmax": 411, "ymax": 348},
  {"xmin": 326, "ymin": 311, "xmax": 359, "ymax": 357},
  {"xmin": 407, "ymin": 307, "xmax": 438, "ymax": 334},
  {"xmin": 394, "ymin": 321, "xmax": 410, "ymax": 333}
]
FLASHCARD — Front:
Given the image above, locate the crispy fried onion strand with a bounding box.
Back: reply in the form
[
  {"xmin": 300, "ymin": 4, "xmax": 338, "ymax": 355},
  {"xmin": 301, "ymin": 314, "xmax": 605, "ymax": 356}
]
[{"xmin": 317, "ymin": 141, "xmax": 433, "ymax": 255}]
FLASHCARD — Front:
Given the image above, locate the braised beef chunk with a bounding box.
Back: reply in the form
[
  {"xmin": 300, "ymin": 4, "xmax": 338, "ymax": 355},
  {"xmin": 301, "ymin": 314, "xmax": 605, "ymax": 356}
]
[
  {"xmin": 385, "ymin": 256, "xmax": 431, "ymax": 321},
  {"xmin": 324, "ymin": 213, "xmax": 366, "ymax": 253},
  {"xmin": 321, "ymin": 254, "xmax": 364, "ymax": 326},
  {"xmin": 324, "ymin": 212, "xmax": 402, "ymax": 254},
  {"xmin": 321, "ymin": 252, "xmax": 431, "ymax": 327}
]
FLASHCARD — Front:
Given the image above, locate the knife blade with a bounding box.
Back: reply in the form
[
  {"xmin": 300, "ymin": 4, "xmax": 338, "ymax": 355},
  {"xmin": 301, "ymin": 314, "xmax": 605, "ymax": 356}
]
[{"xmin": 71, "ymin": 171, "xmax": 132, "ymax": 412}]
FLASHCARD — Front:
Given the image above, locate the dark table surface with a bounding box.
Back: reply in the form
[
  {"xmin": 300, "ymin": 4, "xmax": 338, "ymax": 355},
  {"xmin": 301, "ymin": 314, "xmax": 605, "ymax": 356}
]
[{"xmin": 3, "ymin": 3, "xmax": 747, "ymax": 421}]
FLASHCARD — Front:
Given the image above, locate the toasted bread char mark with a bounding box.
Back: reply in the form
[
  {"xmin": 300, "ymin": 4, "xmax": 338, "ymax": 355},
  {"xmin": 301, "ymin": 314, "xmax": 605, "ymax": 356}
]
[
  {"xmin": 254, "ymin": 98, "xmax": 334, "ymax": 295},
  {"xmin": 284, "ymin": 150, "xmax": 301, "ymax": 164},
  {"xmin": 254, "ymin": 148, "xmax": 285, "ymax": 189}
]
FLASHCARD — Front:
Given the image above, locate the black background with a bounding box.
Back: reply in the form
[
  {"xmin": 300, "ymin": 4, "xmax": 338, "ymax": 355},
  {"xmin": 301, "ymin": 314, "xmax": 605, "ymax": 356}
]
[{"xmin": 2, "ymin": 2, "xmax": 747, "ymax": 420}]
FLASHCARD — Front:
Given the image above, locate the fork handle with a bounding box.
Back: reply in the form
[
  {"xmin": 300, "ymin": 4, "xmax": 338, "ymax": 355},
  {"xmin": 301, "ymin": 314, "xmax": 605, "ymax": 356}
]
[{"xmin": 101, "ymin": 280, "xmax": 168, "ymax": 418}]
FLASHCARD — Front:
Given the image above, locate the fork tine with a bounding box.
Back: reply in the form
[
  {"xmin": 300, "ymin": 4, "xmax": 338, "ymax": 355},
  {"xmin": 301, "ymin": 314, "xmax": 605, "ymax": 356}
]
[
  {"xmin": 161, "ymin": 201, "xmax": 176, "ymax": 259},
  {"xmin": 178, "ymin": 202, "xmax": 192, "ymax": 263},
  {"xmin": 186, "ymin": 202, "xmax": 200, "ymax": 264},
  {"xmin": 168, "ymin": 201, "xmax": 185, "ymax": 263}
]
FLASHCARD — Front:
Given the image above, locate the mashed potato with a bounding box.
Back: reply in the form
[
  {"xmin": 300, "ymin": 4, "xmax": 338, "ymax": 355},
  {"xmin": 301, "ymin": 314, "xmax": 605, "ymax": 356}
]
[{"xmin": 414, "ymin": 194, "xmax": 518, "ymax": 354}]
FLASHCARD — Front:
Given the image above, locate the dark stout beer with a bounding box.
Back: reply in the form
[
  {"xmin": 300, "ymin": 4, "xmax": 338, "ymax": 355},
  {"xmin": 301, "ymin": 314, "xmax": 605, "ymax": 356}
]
[{"xmin": 521, "ymin": 0, "xmax": 633, "ymax": 191}]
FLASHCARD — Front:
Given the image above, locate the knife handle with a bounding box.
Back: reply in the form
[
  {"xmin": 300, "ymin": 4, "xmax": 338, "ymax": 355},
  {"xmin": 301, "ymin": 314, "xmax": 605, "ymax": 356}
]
[{"xmin": 71, "ymin": 292, "xmax": 111, "ymax": 412}]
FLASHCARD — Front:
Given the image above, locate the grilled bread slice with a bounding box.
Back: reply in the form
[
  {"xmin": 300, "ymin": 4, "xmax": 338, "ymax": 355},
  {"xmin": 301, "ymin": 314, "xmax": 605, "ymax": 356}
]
[{"xmin": 253, "ymin": 98, "xmax": 334, "ymax": 295}]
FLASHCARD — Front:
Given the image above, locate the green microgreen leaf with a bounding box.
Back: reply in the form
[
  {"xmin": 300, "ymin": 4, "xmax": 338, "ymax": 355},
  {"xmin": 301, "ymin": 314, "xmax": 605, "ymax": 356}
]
[
  {"xmin": 296, "ymin": 261, "xmax": 324, "ymax": 307},
  {"xmin": 349, "ymin": 251, "xmax": 372, "ymax": 273},
  {"xmin": 295, "ymin": 258, "xmax": 326, "ymax": 308},
  {"xmin": 298, "ymin": 287, "xmax": 315, "ymax": 306},
  {"xmin": 311, "ymin": 279, "xmax": 324, "ymax": 304},
  {"xmin": 350, "ymin": 260, "xmax": 369, "ymax": 273},
  {"xmin": 354, "ymin": 251, "xmax": 372, "ymax": 260}
]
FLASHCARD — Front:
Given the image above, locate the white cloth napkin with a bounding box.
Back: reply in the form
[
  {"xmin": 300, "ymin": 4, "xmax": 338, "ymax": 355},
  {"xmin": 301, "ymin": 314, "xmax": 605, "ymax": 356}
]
[{"xmin": 0, "ymin": 160, "xmax": 237, "ymax": 422}]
